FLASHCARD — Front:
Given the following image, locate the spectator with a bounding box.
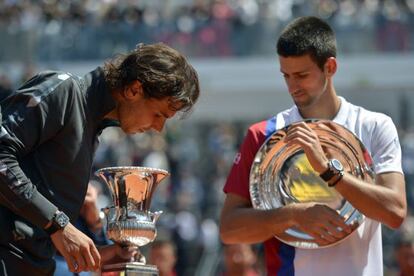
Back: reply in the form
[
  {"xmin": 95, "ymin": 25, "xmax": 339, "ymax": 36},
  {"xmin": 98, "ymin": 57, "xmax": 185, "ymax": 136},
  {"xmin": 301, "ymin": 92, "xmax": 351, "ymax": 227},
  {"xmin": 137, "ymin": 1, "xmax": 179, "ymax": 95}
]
[
  {"xmin": 148, "ymin": 239, "xmax": 177, "ymax": 276},
  {"xmin": 221, "ymin": 244, "xmax": 259, "ymax": 276},
  {"xmin": 395, "ymin": 231, "xmax": 414, "ymax": 276}
]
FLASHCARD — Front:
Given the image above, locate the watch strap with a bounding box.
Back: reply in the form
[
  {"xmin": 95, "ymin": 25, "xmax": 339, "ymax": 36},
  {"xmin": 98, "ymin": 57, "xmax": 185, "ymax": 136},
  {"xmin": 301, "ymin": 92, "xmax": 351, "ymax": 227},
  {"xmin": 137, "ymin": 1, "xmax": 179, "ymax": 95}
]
[
  {"xmin": 328, "ymin": 171, "xmax": 344, "ymax": 187},
  {"xmin": 320, "ymin": 159, "xmax": 344, "ymax": 183},
  {"xmin": 44, "ymin": 210, "xmax": 69, "ymax": 235},
  {"xmin": 319, "ymin": 163, "xmax": 336, "ymax": 182}
]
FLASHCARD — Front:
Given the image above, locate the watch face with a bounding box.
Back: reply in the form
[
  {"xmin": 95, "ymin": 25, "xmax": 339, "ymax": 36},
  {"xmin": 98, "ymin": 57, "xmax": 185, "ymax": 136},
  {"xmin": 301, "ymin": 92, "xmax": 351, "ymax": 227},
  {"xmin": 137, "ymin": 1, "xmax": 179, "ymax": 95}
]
[
  {"xmin": 331, "ymin": 159, "xmax": 343, "ymax": 171},
  {"xmin": 56, "ymin": 212, "xmax": 69, "ymax": 228}
]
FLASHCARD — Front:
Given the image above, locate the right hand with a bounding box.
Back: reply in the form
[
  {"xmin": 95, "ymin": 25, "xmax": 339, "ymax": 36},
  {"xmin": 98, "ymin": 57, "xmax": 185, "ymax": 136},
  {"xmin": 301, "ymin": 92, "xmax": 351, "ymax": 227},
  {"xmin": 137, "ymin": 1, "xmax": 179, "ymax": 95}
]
[
  {"xmin": 289, "ymin": 202, "xmax": 354, "ymax": 246},
  {"xmin": 51, "ymin": 223, "xmax": 101, "ymax": 273}
]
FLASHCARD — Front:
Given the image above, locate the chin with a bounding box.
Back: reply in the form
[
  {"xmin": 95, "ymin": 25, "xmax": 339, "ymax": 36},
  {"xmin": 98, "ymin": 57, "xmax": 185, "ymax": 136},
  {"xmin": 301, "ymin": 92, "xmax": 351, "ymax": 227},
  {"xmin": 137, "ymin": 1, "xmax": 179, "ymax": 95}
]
[
  {"xmin": 120, "ymin": 126, "xmax": 135, "ymax": 135},
  {"xmin": 294, "ymin": 98, "xmax": 315, "ymax": 109}
]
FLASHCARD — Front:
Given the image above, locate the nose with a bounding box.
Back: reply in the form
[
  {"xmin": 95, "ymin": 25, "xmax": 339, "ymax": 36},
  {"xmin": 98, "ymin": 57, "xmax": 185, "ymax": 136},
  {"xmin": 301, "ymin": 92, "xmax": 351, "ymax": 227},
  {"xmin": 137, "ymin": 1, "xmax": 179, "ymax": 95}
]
[{"xmin": 286, "ymin": 78, "xmax": 300, "ymax": 94}]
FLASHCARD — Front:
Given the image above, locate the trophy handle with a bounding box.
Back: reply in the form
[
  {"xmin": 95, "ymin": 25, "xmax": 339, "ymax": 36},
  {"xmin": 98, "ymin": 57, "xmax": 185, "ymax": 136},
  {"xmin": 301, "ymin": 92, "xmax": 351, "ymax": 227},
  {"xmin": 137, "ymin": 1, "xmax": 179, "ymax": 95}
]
[{"xmin": 150, "ymin": 211, "xmax": 163, "ymax": 224}]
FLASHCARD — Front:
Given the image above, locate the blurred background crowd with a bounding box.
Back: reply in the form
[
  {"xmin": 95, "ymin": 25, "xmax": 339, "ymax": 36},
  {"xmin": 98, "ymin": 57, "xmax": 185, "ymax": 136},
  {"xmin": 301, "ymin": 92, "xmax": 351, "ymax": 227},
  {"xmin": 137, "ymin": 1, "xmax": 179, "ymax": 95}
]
[
  {"xmin": 0, "ymin": 0, "xmax": 414, "ymax": 63},
  {"xmin": 1, "ymin": 0, "xmax": 414, "ymax": 275}
]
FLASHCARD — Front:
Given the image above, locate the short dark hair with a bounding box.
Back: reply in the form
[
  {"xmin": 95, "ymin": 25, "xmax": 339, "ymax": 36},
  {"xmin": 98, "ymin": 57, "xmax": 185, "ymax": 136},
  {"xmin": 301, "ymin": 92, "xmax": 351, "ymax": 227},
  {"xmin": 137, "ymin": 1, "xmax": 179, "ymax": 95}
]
[
  {"xmin": 104, "ymin": 43, "xmax": 200, "ymax": 115},
  {"xmin": 277, "ymin": 16, "xmax": 337, "ymax": 70}
]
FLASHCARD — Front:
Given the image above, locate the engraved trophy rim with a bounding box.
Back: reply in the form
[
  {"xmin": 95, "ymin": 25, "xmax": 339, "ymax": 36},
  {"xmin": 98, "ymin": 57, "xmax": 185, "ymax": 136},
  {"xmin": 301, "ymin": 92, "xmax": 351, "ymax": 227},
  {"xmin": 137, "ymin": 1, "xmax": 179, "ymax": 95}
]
[
  {"xmin": 95, "ymin": 166, "xmax": 170, "ymax": 176},
  {"xmin": 249, "ymin": 119, "xmax": 375, "ymax": 249}
]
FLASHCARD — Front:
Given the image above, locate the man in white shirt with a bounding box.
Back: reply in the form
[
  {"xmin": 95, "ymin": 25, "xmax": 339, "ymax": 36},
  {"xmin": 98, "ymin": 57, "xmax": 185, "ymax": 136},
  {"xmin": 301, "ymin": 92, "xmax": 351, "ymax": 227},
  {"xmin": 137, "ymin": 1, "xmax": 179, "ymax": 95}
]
[{"xmin": 220, "ymin": 16, "xmax": 406, "ymax": 275}]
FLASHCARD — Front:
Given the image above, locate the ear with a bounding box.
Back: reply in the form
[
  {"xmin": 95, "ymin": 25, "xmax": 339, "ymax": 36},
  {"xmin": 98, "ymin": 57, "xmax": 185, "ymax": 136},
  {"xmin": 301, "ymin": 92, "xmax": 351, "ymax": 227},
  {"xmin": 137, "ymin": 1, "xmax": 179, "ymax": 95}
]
[
  {"xmin": 324, "ymin": 57, "xmax": 337, "ymax": 77},
  {"xmin": 124, "ymin": 80, "xmax": 144, "ymax": 100}
]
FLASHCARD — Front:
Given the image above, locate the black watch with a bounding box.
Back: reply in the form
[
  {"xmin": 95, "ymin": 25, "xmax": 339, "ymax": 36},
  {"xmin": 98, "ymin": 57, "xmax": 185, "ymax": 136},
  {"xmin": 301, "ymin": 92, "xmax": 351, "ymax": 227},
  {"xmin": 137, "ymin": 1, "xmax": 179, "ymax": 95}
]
[
  {"xmin": 319, "ymin": 159, "xmax": 344, "ymax": 183},
  {"xmin": 44, "ymin": 210, "xmax": 70, "ymax": 235}
]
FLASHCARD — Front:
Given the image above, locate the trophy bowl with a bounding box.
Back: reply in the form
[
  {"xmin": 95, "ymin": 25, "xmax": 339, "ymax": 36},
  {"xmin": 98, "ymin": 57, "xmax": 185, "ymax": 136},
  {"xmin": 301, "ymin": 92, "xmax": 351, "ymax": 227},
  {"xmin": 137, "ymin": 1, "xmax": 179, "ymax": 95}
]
[
  {"xmin": 95, "ymin": 166, "xmax": 169, "ymax": 275},
  {"xmin": 249, "ymin": 120, "xmax": 375, "ymax": 249}
]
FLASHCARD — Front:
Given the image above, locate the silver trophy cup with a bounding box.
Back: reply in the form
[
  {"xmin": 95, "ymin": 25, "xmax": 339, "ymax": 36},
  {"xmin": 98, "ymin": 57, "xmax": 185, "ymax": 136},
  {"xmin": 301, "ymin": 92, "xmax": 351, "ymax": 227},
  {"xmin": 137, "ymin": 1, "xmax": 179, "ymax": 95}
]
[
  {"xmin": 95, "ymin": 166, "xmax": 169, "ymax": 275},
  {"xmin": 249, "ymin": 120, "xmax": 375, "ymax": 249}
]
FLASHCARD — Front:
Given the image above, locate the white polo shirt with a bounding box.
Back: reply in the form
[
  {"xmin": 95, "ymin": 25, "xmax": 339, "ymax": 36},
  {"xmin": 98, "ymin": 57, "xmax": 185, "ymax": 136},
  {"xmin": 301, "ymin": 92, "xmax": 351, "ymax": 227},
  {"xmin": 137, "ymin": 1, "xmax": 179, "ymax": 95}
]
[{"xmin": 272, "ymin": 96, "xmax": 403, "ymax": 276}]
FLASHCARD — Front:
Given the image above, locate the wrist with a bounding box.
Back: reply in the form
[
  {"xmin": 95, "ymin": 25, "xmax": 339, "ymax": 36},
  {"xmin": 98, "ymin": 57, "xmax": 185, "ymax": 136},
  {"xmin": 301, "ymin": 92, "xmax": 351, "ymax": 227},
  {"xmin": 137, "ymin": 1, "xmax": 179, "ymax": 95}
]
[
  {"xmin": 284, "ymin": 205, "xmax": 300, "ymax": 229},
  {"xmin": 328, "ymin": 171, "xmax": 344, "ymax": 187},
  {"xmin": 316, "ymin": 161, "xmax": 329, "ymax": 174},
  {"xmin": 319, "ymin": 159, "xmax": 344, "ymax": 184},
  {"xmin": 44, "ymin": 220, "xmax": 53, "ymax": 230},
  {"xmin": 44, "ymin": 210, "xmax": 70, "ymax": 235}
]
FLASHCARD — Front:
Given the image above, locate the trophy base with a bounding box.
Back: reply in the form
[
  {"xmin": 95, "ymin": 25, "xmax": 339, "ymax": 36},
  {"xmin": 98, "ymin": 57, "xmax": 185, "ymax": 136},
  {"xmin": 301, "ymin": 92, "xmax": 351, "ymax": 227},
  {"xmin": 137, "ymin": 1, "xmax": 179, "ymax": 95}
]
[{"xmin": 101, "ymin": 262, "xmax": 159, "ymax": 276}]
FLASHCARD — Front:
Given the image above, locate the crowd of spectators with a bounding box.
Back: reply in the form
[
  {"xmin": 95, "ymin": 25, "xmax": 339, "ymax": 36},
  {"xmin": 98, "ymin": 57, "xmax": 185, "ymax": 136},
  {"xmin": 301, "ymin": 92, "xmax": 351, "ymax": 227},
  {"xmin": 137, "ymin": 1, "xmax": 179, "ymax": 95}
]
[{"xmin": 0, "ymin": 0, "xmax": 414, "ymax": 62}]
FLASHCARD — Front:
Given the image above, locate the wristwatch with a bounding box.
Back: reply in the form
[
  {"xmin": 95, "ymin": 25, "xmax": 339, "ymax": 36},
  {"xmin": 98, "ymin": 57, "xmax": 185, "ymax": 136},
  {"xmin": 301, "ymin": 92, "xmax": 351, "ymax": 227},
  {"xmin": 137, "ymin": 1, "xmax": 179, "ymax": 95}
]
[
  {"xmin": 319, "ymin": 159, "xmax": 344, "ymax": 186},
  {"xmin": 44, "ymin": 210, "xmax": 70, "ymax": 235}
]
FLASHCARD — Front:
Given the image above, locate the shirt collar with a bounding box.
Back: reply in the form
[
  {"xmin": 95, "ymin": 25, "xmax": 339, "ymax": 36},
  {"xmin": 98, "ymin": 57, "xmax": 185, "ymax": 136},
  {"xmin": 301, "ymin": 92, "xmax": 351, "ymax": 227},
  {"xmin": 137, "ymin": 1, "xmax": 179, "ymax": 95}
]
[
  {"xmin": 290, "ymin": 96, "xmax": 349, "ymax": 124},
  {"xmin": 82, "ymin": 67, "xmax": 118, "ymax": 128}
]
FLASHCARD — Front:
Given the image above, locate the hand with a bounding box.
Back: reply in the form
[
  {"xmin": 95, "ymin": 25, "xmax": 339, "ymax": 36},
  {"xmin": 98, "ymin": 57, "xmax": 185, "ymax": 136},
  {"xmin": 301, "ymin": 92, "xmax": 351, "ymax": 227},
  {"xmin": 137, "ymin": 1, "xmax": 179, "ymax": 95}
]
[
  {"xmin": 99, "ymin": 244, "xmax": 139, "ymax": 265},
  {"xmin": 289, "ymin": 202, "xmax": 354, "ymax": 246},
  {"xmin": 51, "ymin": 223, "xmax": 101, "ymax": 273},
  {"xmin": 285, "ymin": 122, "xmax": 329, "ymax": 173}
]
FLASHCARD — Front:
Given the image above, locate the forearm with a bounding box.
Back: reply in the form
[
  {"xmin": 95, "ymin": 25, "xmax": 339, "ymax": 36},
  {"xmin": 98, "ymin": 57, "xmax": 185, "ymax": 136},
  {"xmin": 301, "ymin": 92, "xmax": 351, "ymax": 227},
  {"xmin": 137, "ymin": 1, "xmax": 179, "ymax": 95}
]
[
  {"xmin": 220, "ymin": 206, "xmax": 294, "ymax": 244},
  {"xmin": 0, "ymin": 154, "xmax": 58, "ymax": 228},
  {"xmin": 0, "ymin": 90, "xmax": 68, "ymax": 228},
  {"xmin": 334, "ymin": 172, "xmax": 406, "ymax": 228}
]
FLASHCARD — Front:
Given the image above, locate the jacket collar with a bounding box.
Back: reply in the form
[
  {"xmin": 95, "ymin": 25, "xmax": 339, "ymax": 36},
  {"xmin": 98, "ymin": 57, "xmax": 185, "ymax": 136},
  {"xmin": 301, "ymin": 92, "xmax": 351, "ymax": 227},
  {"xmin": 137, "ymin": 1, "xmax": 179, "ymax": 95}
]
[{"xmin": 82, "ymin": 67, "xmax": 120, "ymax": 131}]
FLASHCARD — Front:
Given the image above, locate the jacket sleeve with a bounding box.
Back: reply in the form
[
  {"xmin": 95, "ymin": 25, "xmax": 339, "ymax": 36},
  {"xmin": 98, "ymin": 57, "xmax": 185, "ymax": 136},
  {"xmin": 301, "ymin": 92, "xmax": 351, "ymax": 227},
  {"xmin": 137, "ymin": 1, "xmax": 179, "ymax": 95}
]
[{"xmin": 0, "ymin": 75, "xmax": 75, "ymax": 229}]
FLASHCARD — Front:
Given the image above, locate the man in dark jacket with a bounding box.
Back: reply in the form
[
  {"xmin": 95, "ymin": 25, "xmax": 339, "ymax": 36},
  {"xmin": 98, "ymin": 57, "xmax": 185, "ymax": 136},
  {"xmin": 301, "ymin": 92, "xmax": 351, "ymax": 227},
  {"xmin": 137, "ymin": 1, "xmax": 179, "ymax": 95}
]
[{"xmin": 0, "ymin": 43, "xmax": 200, "ymax": 275}]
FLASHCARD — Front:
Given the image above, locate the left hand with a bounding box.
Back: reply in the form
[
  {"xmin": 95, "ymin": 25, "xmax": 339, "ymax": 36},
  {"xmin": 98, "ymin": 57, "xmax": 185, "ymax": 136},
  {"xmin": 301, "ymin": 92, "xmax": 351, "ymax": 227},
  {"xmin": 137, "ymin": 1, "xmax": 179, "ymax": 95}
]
[
  {"xmin": 98, "ymin": 244, "xmax": 139, "ymax": 265},
  {"xmin": 285, "ymin": 122, "xmax": 329, "ymax": 174}
]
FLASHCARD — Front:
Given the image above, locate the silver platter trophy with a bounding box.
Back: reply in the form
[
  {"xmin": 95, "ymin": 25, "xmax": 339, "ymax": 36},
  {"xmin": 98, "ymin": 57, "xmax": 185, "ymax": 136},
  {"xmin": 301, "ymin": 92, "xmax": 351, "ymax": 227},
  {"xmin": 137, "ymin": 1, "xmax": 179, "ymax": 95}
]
[
  {"xmin": 95, "ymin": 166, "xmax": 169, "ymax": 275},
  {"xmin": 249, "ymin": 120, "xmax": 375, "ymax": 249}
]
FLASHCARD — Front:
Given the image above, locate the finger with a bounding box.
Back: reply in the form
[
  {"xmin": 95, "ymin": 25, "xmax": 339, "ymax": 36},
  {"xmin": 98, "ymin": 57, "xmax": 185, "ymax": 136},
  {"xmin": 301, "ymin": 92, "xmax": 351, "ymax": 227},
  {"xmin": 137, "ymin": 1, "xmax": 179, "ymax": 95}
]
[
  {"xmin": 90, "ymin": 243, "xmax": 101, "ymax": 271},
  {"xmin": 62, "ymin": 254, "xmax": 78, "ymax": 273},
  {"xmin": 350, "ymin": 221, "xmax": 360, "ymax": 231},
  {"xmin": 300, "ymin": 121, "xmax": 316, "ymax": 133},
  {"xmin": 286, "ymin": 135, "xmax": 312, "ymax": 147},
  {"xmin": 328, "ymin": 215, "xmax": 352, "ymax": 233},
  {"xmin": 316, "ymin": 236, "xmax": 334, "ymax": 246},
  {"xmin": 323, "ymin": 224, "xmax": 348, "ymax": 239},
  {"xmin": 122, "ymin": 246, "xmax": 139, "ymax": 260},
  {"xmin": 315, "ymin": 229, "xmax": 337, "ymax": 243},
  {"xmin": 121, "ymin": 245, "xmax": 137, "ymax": 254},
  {"xmin": 314, "ymin": 207, "xmax": 349, "ymax": 237},
  {"xmin": 286, "ymin": 130, "xmax": 315, "ymax": 144},
  {"xmin": 286, "ymin": 126, "xmax": 305, "ymax": 138},
  {"xmin": 81, "ymin": 245, "xmax": 96, "ymax": 271},
  {"xmin": 306, "ymin": 230, "xmax": 331, "ymax": 246},
  {"xmin": 288, "ymin": 123, "xmax": 315, "ymax": 137},
  {"xmin": 74, "ymin": 252, "xmax": 87, "ymax": 272}
]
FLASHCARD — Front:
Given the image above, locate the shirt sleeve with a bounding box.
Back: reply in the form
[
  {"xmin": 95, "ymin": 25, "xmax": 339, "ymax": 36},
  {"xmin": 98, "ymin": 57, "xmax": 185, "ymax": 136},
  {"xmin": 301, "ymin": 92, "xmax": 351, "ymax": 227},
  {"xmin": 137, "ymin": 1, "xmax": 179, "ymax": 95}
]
[
  {"xmin": 369, "ymin": 115, "xmax": 403, "ymax": 174},
  {"xmin": 0, "ymin": 75, "xmax": 74, "ymax": 229},
  {"xmin": 223, "ymin": 122, "xmax": 267, "ymax": 200}
]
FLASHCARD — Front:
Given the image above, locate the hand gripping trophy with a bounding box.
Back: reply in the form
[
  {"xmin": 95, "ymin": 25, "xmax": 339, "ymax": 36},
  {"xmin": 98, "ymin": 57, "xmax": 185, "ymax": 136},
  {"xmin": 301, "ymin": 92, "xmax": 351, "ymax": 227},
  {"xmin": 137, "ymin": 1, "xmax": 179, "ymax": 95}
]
[{"xmin": 95, "ymin": 166, "xmax": 169, "ymax": 276}]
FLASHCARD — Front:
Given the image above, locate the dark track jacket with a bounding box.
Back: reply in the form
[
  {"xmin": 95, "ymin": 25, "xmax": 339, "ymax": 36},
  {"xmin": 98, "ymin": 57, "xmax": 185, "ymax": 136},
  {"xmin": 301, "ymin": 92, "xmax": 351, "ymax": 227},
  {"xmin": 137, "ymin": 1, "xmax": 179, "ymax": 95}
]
[{"xmin": 0, "ymin": 67, "xmax": 118, "ymax": 268}]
